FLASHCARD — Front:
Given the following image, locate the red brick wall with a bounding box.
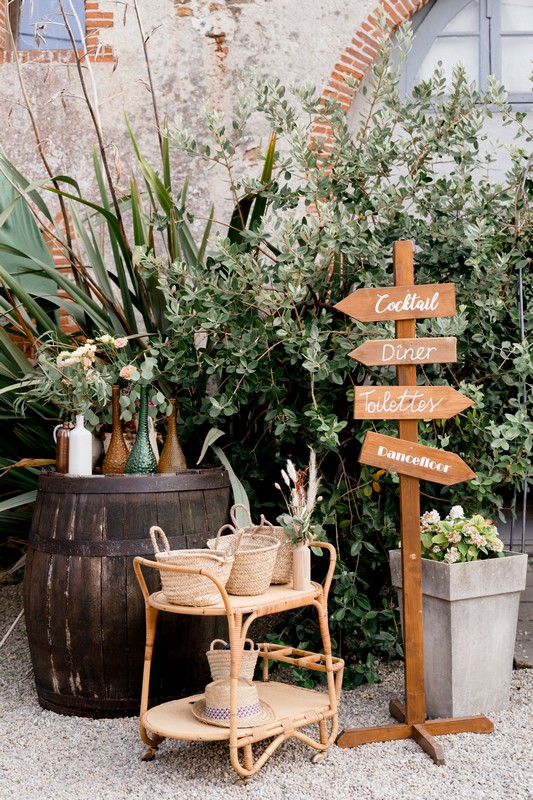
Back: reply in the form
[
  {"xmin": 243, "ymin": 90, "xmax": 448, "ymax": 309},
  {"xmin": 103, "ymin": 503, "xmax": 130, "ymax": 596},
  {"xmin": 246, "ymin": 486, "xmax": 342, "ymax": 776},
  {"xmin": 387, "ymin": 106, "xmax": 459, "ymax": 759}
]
[
  {"xmin": 311, "ymin": 0, "xmax": 430, "ymax": 147},
  {"xmin": 0, "ymin": 1, "xmax": 115, "ymax": 63}
]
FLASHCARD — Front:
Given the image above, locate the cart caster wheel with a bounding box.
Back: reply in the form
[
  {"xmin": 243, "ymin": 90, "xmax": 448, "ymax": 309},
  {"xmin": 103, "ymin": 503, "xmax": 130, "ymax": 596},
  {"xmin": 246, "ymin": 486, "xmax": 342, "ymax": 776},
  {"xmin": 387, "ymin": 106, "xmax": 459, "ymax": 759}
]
[
  {"xmin": 234, "ymin": 777, "xmax": 253, "ymax": 786},
  {"xmin": 142, "ymin": 747, "xmax": 158, "ymax": 762},
  {"xmin": 311, "ymin": 751, "xmax": 328, "ymax": 764}
]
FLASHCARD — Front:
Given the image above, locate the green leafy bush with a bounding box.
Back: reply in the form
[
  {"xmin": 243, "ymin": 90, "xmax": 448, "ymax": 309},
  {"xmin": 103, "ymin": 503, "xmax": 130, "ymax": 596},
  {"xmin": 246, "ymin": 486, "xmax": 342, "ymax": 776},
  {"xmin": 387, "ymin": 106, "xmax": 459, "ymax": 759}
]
[{"xmin": 1, "ymin": 30, "xmax": 531, "ymax": 683}]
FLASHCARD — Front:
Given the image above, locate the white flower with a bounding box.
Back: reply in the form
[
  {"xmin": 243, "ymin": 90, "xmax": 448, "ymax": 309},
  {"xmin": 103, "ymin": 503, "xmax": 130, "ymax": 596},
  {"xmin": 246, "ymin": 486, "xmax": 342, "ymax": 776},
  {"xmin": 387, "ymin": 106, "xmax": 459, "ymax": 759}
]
[
  {"xmin": 444, "ymin": 546, "xmax": 460, "ymax": 564},
  {"xmin": 448, "ymin": 505, "xmax": 465, "ymax": 520},
  {"xmin": 281, "ymin": 469, "xmax": 291, "ymax": 487},
  {"xmin": 487, "ymin": 538, "xmax": 504, "ymax": 552},
  {"xmin": 286, "ymin": 459, "xmax": 298, "ymax": 483}
]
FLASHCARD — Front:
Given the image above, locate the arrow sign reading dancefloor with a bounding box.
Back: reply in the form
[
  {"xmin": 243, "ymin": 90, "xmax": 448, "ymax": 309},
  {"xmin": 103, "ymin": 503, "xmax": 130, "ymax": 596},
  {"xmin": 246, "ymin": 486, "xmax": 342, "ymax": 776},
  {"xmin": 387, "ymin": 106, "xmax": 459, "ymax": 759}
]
[
  {"xmin": 349, "ymin": 337, "xmax": 457, "ymax": 366},
  {"xmin": 354, "ymin": 386, "xmax": 473, "ymax": 420},
  {"xmin": 334, "ymin": 283, "xmax": 456, "ymax": 322},
  {"xmin": 359, "ymin": 431, "xmax": 476, "ymax": 486}
]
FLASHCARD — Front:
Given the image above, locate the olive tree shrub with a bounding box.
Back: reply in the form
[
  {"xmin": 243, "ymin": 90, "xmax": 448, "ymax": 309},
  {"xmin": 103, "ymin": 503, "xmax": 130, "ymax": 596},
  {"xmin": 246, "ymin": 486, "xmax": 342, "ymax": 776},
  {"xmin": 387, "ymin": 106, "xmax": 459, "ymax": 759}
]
[{"xmin": 143, "ymin": 35, "xmax": 533, "ymax": 684}]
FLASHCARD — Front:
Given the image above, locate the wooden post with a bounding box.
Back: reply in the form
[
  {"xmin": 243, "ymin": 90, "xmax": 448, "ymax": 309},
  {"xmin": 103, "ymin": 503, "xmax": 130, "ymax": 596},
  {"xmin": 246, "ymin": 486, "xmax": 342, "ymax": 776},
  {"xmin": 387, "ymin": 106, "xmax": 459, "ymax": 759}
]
[
  {"xmin": 393, "ymin": 240, "xmax": 426, "ymax": 726},
  {"xmin": 335, "ymin": 240, "xmax": 494, "ymax": 763}
]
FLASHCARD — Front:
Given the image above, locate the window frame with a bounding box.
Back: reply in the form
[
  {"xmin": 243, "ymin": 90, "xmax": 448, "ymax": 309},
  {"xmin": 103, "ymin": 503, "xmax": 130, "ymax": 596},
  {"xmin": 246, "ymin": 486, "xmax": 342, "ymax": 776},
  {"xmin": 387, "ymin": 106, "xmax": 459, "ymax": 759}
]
[
  {"xmin": 401, "ymin": 0, "xmax": 533, "ymax": 108},
  {"xmin": 0, "ymin": 0, "xmax": 114, "ymax": 64},
  {"xmin": 16, "ymin": 0, "xmax": 86, "ymax": 52}
]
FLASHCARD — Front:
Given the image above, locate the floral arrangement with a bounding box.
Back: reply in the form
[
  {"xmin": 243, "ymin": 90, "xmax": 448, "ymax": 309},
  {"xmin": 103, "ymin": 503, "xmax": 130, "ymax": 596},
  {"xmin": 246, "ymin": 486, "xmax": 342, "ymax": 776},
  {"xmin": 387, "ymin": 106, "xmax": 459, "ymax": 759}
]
[
  {"xmin": 17, "ymin": 332, "xmax": 167, "ymax": 427},
  {"xmin": 420, "ymin": 505, "xmax": 505, "ymax": 563},
  {"xmin": 275, "ymin": 448, "xmax": 323, "ymax": 545}
]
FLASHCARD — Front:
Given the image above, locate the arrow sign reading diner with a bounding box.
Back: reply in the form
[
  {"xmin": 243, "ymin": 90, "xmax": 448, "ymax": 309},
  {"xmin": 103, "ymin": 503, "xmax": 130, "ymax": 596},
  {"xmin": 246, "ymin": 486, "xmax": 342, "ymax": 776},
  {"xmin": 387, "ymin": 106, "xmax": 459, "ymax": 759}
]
[
  {"xmin": 334, "ymin": 283, "xmax": 456, "ymax": 322},
  {"xmin": 354, "ymin": 386, "xmax": 473, "ymax": 420},
  {"xmin": 349, "ymin": 337, "xmax": 457, "ymax": 366},
  {"xmin": 359, "ymin": 431, "xmax": 476, "ymax": 486}
]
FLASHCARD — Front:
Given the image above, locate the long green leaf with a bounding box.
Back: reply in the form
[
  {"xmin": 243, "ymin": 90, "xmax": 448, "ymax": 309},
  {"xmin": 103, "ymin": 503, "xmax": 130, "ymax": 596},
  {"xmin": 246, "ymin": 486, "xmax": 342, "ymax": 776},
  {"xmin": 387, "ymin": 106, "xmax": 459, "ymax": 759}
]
[
  {"xmin": 196, "ymin": 429, "xmax": 250, "ymax": 524},
  {"xmin": 0, "ymin": 154, "xmax": 54, "ymax": 222},
  {"xmin": 0, "ymin": 328, "xmax": 34, "ymax": 374},
  {"xmin": 197, "ymin": 204, "xmax": 214, "ymax": 266},
  {"xmin": 0, "ymin": 246, "xmax": 111, "ymax": 331},
  {"xmin": 91, "ymin": 151, "xmax": 137, "ymax": 332},
  {"xmin": 0, "ymin": 490, "xmax": 37, "ymax": 512},
  {"xmin": 0, "ymin": 265, "xmax": 60, "ymax": 332}
]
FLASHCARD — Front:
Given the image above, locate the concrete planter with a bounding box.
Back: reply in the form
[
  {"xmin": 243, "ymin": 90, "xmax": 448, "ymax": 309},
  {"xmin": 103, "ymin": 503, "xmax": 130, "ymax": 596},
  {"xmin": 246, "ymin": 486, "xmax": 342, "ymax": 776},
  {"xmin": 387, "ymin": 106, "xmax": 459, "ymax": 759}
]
[{"xmin": 389, "ymin": 549, "xmax": 528, "ymax": 718}]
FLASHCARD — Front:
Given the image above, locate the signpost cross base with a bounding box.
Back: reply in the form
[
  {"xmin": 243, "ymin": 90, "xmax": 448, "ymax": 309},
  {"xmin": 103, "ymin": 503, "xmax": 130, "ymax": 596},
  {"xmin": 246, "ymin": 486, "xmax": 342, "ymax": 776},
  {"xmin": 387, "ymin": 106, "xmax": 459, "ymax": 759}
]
[{"xmin": 337, "ymin": 706, "xmax": 494, "ymax": 766}]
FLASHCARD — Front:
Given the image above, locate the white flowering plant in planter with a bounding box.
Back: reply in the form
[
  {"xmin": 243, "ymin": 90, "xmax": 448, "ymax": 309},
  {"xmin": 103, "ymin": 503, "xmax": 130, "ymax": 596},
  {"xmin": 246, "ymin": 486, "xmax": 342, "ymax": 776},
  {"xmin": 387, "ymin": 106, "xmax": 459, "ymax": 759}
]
[{"xmin": 420, "ymin": 505, "xmax": 505, "ymax": 563}]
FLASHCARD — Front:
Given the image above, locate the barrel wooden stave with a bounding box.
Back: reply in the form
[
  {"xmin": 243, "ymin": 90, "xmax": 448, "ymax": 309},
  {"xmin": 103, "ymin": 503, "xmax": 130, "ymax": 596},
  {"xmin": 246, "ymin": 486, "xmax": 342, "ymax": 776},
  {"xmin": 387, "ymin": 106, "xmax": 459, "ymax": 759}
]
[{"xmin": 23, "ymin": 470, "xmax": 230, "ymax": 717}]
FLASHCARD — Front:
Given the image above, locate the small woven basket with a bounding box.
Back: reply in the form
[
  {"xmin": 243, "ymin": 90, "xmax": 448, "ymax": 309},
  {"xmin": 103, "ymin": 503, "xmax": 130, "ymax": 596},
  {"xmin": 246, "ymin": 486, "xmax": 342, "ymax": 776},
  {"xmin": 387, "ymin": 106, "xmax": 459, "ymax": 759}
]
[
  {"xmin": 256, "ymin": 515, "xmax": 291, "ymax": 584},
  {"xmin": 206, "ymin": 638, "xmax": 259, "ymax": 681},
  {"xmin": 149, "ymin": 526, "xmax": 234, "ymax": 607},
  {"xmin": 207, "ymin": 505, "xmax": 280, "ymax": 596}
]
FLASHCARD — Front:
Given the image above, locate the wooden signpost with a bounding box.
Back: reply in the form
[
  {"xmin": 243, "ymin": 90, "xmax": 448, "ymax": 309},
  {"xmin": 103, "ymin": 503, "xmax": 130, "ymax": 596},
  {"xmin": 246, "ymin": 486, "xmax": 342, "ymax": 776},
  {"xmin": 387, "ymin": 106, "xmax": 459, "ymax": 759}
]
[
  {"xmin": 349, "ymin": 337, "xmax": 456, "ymax": 366},
  {"xmin": 334, "ymin": 240, "xmax": 493, "ymax": 764},
  {"xmin": 354, "ymin": 386, "xmax": 473, "ymax": 420}
]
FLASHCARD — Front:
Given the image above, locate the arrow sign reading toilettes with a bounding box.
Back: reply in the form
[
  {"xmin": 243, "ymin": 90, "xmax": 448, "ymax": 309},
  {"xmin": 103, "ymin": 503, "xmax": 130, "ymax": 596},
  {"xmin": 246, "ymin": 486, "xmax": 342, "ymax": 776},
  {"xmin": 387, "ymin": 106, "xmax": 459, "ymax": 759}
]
[
  {"xmin": 334, "ymin": 283, "xmax": 456, "ymax": 322},
  {"xmin": 349, "ymin": 337, "xmax": 457, "ymax": 366},
  {"xmin": 359, "ymin": 431, "xmax": 476, "ymax": 486},
  {"xmin": 353, "ymin": 385, "xmax": 473, "ymax": 420}
]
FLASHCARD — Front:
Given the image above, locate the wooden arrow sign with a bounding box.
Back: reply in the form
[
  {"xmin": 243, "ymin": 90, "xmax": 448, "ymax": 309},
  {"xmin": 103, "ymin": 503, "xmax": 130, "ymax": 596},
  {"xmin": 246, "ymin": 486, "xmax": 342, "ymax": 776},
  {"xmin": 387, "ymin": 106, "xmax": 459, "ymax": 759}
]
[
  {"xmin": 359, "ymin": 431, "xmax": 476, "ymax": 485},
  {"xmin": 349, "ymin": 337, "xmax": 457, "ymax": 366},
  {"xmin": 335, "ymin": 283, "xmax": 456, "ymax": 322},
  {"xmin": 354, "ymin": 386, "xmax": 473, "ymax": 420}
]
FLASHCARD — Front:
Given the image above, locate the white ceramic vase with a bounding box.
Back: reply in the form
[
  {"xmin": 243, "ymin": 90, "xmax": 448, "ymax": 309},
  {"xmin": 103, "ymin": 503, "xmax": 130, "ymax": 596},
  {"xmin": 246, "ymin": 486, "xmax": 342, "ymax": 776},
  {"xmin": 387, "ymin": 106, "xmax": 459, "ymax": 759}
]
[
  {"xmin": 68, "ymin": 415, "xmax": 93, "ymax": 475},
  {"xmin": 292, "ymin": 542, "xmax": 311, "ymax": 591}
]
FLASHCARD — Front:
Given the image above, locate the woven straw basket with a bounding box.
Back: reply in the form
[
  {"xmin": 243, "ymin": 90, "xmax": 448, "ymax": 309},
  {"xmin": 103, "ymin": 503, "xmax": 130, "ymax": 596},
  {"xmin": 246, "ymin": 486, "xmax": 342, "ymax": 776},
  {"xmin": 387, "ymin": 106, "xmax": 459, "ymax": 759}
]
[
  {"xmin": 206, "ymin": 638, "xmax": 259, "ymax": 681},
  {"xmin": 149, "ymin": 526, "xmax": 234, "ymax": 606},
  {"xmin": 207, "ymin": 505, "xmax": 280, "ymax": 596},
  {"xmin": 256, "ymin": 515, "xmax": 291, "ymax": 584}
]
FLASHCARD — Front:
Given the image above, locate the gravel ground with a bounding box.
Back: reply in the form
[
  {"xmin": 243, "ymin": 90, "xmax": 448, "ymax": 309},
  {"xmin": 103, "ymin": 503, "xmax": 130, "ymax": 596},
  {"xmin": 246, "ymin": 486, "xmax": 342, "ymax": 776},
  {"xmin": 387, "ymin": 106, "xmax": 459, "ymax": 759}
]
[{"xmin": 1, "ymin": 582, "xmax": 532, "ymax": 800}]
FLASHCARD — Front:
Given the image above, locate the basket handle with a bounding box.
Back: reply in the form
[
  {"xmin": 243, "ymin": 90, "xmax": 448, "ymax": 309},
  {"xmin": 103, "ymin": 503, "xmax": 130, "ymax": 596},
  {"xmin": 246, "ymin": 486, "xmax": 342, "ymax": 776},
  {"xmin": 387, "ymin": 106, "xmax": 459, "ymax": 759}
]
[
  {"xmin": 209, "ymin": 639, "xmax": 228, "ymax": 651},
  {"xmin": 230, "ymin": 503, "xmax": 254, "ymax": 531},
  {"xmin": 208, "ymin": 638, "xmax": 255, "ymax": 651},
  {"xmin": 149, "ymin": 525, "xmax": 171, "ymax": 554},
  {"xmin": 259, "ymin": 514, "xmax": 276, "ymax": 532},
  {"xmin": 211, "ymin": 523, "xmax": 236, "ymax": 551},
  {"xmin": 212, "ymin": 522, "xmax": 245, "ymax": 557}
]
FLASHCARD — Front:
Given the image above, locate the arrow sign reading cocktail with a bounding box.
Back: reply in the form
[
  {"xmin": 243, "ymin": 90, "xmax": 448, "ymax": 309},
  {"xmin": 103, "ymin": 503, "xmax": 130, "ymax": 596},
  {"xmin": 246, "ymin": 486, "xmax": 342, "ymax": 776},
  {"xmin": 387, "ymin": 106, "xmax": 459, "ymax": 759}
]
[
  {"xmin": 359, "ymin": 431, "xmax": 476, "ymax": 486},
  {"xmin": 334, "ymin": 283, "xmax": 456, "ymax": 322},
  {"xmin": 349, "ymin": 337, "xmax": 457, "ymax": 366},
  {"xmin": 354, "ymin": 385, "xmax": 473, "ymax": 420}
]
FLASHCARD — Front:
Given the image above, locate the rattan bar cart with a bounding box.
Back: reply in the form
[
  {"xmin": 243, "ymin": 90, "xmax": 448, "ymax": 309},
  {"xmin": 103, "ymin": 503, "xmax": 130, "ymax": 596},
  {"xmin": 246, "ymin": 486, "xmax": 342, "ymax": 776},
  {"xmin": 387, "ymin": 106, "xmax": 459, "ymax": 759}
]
[{"xmin": 133, "ymin": 541, "xmax": 344, "ymax": 783}]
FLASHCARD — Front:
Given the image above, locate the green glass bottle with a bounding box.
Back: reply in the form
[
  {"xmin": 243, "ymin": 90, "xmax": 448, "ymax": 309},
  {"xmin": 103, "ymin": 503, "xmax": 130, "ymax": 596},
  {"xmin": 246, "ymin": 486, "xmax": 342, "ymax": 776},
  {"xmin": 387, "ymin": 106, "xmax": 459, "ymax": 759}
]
[{"xmin": 125, "ymin": 384, "xmax": 158, "ymax": 474}]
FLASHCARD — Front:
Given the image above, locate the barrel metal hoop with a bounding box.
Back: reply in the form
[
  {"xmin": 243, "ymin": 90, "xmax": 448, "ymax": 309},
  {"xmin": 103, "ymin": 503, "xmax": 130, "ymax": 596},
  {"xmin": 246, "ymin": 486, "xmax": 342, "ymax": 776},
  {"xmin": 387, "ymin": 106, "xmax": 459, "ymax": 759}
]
[{"xmin": 27, "ymin": 530, "xmax": 216, "ymax": 557}]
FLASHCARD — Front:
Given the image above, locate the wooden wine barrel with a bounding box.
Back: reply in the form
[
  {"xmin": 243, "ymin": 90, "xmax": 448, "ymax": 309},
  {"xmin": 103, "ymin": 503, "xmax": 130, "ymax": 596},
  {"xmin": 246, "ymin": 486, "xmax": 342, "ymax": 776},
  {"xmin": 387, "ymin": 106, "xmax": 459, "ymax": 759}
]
[{"xmin": 23, "ymin": 469, "xmax": 231, "ymax": 718}]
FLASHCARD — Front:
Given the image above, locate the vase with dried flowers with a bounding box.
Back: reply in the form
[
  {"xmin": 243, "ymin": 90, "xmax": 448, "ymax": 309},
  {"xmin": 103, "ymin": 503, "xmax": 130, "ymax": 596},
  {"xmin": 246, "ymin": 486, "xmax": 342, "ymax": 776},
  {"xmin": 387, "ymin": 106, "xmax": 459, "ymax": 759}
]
[{"xmin": 275, "ymin": 448, "xmax": 323, "ymax": 591}]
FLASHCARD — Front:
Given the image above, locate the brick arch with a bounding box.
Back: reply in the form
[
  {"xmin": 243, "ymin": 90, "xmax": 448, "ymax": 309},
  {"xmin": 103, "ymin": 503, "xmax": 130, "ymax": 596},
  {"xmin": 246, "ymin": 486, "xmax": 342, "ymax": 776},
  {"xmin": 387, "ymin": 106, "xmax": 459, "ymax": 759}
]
[{"xmin": 311, "ymin": 0, "xmax": 432, "ymax": 144}]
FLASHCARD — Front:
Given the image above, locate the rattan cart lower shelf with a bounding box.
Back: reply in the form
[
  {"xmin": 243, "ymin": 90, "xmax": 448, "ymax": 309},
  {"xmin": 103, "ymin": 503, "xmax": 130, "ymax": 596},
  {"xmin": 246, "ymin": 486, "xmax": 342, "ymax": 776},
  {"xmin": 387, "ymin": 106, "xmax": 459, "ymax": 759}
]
[
  {"xmin": 142, "ymin": 681, "xmax": 335, "ymax": 742},
  {"xmin": 133, "ymin": 541, "xmax": 344, "ymax": 784}
]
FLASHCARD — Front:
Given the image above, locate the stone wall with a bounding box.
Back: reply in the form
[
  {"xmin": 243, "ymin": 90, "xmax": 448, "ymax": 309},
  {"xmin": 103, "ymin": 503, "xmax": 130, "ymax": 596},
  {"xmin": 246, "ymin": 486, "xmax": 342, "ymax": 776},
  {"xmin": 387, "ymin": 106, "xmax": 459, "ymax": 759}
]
[{"xmin": 0, "ymin": 0, "xmax": 427, "ymax": 223}]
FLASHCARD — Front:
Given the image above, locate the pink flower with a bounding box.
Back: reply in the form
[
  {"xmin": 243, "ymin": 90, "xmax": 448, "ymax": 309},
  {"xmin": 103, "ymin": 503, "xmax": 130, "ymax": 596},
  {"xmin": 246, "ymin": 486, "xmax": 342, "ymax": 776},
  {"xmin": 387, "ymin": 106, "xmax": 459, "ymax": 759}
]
[
  {"xmin": 119, "ymin": 364, "xmax": 135, "ymax": 380},
  {"xmin": 114, "ymin": 338, "xmax": 128, "ymax": 349}
]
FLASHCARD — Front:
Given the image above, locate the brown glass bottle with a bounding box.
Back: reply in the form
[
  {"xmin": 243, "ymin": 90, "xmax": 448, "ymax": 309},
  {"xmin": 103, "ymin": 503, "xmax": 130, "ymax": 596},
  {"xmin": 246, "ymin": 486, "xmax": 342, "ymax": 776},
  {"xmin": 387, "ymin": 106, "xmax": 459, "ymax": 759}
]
[
  {"xmin": 53, "ymin": 422, "xmax": 71, "ymax": 474},
  {"xmin": 102, "ymin": 386, "xmax": 129, "ymax": 474},
  {"xmin": 158, "ymin": 399, "xmax": 188, "ymax": 473}
]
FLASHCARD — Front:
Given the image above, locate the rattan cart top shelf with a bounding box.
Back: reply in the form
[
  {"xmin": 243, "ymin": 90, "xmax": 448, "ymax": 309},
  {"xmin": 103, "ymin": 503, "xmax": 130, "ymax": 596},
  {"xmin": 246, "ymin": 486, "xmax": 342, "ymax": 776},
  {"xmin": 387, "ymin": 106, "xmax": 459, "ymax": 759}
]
[{"xmin": 133, "ymin": 541, "xmax": 344, "ymax": 784}]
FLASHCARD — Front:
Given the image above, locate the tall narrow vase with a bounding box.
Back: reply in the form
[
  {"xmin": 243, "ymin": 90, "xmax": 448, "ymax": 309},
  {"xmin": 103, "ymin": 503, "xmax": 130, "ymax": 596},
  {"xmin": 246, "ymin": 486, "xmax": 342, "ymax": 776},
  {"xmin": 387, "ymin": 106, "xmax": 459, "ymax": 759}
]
[
  {"xmin": 158, "ymin": 399, "xmax": 188, "ymax": 473},
  {"xmin": 102, "ymin": 386, "xmax": 129, "ymax": 475},
  {"xmin": 292, "ymin": 543, "xmax": 312, "ymax": 591},
  {"xmin": 68, "ymin": 415, "xmax": 93, "ymax": 476},
  {"xmin": 125, "ymin": 385, "xmax": 158, "ymax": 474},
  {"xmin": 53, "ymin": 422, "xmax": 71, "ymax": 474}
]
